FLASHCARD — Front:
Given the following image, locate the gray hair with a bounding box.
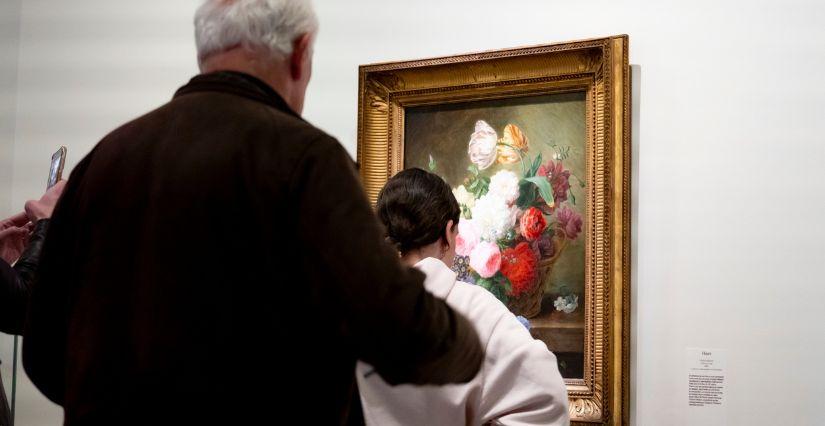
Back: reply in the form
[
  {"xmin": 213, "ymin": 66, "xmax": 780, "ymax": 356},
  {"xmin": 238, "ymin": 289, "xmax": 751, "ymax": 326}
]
[{"xmin": 194, "ymin": 0, "xmax": 318, "ymax": 67}]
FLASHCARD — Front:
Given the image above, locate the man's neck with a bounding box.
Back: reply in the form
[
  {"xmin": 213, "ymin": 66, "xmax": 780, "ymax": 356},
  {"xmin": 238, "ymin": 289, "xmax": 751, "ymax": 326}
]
[{"xmin": 201, "ymin": 49, "xmax": 296, "ymax": 112}]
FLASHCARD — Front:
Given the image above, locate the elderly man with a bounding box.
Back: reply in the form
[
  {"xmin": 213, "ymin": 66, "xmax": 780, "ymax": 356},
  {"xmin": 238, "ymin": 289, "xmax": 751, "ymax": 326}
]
[{"xmin": 23, "ymin": 1, "xmax": 483, "ymax": 425}]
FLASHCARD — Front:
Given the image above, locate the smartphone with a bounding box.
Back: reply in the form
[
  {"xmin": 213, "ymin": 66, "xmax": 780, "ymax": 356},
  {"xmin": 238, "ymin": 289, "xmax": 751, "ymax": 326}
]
[{"xmin": 47, "ymin": 146, "xmax": 67, "ymax": 189}]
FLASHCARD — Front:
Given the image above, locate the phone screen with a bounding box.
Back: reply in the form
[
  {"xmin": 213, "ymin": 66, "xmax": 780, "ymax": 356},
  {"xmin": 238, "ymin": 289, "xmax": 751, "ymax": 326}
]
[{"xmin": 48, "ymin": 147, "xmax": 66, "ymax": 189}]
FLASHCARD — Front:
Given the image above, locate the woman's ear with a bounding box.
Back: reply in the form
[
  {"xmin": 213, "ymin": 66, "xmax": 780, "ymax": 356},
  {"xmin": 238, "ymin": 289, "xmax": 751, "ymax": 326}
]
[
  {"xmin": 444, "ymin": 220, "xmax": 457, "ymax": 249},
  {"xmin": 439, "ymin": 219, "xmax": 459, "ymax": 265}
]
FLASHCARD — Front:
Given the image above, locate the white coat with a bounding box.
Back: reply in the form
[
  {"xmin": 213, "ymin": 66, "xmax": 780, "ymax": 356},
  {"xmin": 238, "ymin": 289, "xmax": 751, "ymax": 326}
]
[{"xmin": 356, "ymin": 257, "xmax": 570, "ymax": 426}]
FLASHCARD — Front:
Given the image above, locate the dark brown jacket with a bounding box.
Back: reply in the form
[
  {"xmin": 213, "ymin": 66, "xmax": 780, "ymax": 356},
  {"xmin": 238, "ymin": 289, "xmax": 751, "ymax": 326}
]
[{"xmin": 23, "ymin": 72, "xmax": 483, "ymax": 426}]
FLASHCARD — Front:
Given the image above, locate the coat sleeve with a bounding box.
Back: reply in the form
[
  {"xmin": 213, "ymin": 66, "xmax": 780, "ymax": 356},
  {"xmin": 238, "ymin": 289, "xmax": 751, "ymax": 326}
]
[
  {"xmin": 0, "ymin": 220, "xmax": 50, "ymax": 335},
  {"xmin": 0, "ymin": 219, "xmax": 49, "ymax": 334},
  {"xmin": 23, "ymin": 154, "xmax": 94, "ymax": 405},
  {"xmin": 290, "ymin": 136, "xmax": 484, "ymax": 385},
  {"xmin": 0, "ymin": 259, "xmax": 25, "ymax": 335},
  {"xmin": 479, "ymin": 312, "xmax": 570, "ymax": 426}
]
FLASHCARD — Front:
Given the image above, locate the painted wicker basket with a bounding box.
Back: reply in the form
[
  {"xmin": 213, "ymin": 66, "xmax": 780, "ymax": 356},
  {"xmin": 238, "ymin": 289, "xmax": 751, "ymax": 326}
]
[{"xmin": 507, "ymin": 235, "xmax": 568, "ymax": 318}]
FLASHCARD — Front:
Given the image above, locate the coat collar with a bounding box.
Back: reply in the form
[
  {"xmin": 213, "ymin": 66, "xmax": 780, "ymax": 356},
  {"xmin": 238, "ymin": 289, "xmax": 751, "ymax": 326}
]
[
  {"xmin": 414, "ymin": 258, "xmax": 458, "ymax": 300},
  {"xmin": 174, "ymin": 71, "xmax": 303, "ymax": 120}
]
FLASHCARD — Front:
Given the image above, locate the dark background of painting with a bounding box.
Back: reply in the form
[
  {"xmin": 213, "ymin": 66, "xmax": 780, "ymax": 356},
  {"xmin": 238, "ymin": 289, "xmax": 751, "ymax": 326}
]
[
  {"xmin": 404, "ymin": 92, "xmax": 588, "ymax": 377},
  {"xmin": 405, "ymin": 93, "xmax": 585, "ymax": 186}
]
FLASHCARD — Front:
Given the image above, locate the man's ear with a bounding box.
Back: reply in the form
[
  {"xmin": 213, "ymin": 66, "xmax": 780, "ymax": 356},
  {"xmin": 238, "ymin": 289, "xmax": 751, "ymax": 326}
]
[{"xmin": 289, "ymin": 33, "xmax": 313, "ymax": 81}]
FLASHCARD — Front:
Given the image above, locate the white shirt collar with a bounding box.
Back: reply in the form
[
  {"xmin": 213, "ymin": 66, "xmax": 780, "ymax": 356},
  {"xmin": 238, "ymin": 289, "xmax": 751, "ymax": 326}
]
[{"xmin": 413, "ymin": 257, "xmax": 458, "ymax": 300}]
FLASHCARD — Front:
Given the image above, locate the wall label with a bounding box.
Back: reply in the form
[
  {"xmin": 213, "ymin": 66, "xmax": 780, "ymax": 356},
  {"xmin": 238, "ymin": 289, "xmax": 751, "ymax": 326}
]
[{"xmin": 686, "ymin": 347, "xmax": 727, "ymax": 424}]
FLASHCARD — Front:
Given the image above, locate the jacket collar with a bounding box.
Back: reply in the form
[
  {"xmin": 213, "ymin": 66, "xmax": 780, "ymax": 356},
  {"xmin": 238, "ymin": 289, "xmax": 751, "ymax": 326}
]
[
  {"xmin": 174, "ymin": 71, "xmax": 303, "ymax": 120},
  {"xmin": 414, "ymin": 258, "xmax": 458, "ymax": 300}
]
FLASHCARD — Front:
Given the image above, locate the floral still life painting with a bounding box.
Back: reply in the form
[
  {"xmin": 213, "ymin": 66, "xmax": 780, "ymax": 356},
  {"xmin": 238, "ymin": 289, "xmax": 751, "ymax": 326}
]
[
  {"xmin": 405, "ymin": 93, "xmax": 587, "ymax": 378},
  {"xmin": 358, "ymin": 37, "xmax": 631, "ymax": 423}
]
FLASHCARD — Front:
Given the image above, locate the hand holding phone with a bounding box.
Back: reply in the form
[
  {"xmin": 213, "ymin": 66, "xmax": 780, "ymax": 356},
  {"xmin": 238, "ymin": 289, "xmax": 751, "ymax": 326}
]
[
  {"xmin": 25, "ymin": 181, "xmax": 66, "ymax": 223},
  {"xmin": 24, "ymin": 147, "xmax": 68, "ymax": 223}
]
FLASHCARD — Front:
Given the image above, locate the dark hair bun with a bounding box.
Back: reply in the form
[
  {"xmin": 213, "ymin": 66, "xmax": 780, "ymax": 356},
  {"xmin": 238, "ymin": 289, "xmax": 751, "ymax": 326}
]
[{"xmin": 376, "ymin": 168, "xmax": 460, "ymax": 254}]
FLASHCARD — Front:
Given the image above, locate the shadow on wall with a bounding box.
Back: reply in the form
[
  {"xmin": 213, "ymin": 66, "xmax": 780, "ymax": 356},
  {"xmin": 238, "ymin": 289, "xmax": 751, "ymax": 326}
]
[{"xmin": 629, "ymin": 63, "xmax": 641, "ymax": 426}]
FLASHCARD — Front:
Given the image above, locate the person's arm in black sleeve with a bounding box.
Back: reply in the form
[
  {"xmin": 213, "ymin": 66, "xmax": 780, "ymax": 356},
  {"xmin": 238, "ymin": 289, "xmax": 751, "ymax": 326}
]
[
  {"xmin": 23, "ymin": 157, "xmax": 92, "ymax": 405},
  {"xmin": 13, "ymin": 219, "xmax": 49, "ymax": 290},
  {"xmin": 292, "ymin": 136, "xmax": 483, "ymax": 385},
  {"xmin": 0, "ymin": 220, "xmax": 50, "ymax": 335},
  {"xmin": 0, "ymin": 259, "xmax": 25, "ymax": 335}
]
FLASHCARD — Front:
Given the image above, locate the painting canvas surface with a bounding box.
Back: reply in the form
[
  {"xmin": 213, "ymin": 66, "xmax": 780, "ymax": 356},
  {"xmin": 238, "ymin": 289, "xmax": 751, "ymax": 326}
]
[{"xmin": 404, "ymin": 92, "xmax": 587, "ymax": 378}]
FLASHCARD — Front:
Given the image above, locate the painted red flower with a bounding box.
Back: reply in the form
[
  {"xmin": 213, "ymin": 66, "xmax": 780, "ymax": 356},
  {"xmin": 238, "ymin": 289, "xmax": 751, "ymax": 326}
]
[
  {"xmin": 556, "ymin": 206, "xmax": 583, "ymax": 240},
  {"xmin": 500, "ymin": 242, "xmax": 539, "ymax": 297},
  {"xmin": 519, "ymin": 207, "xmax": 547, "ymax": 241},
  {"xmin": 537, "ymin": 160, "xmax": 571, "ymax": 207},
  {"xmin": 535, "ymin": 233, "xmax": 556, "ymax": 258}
]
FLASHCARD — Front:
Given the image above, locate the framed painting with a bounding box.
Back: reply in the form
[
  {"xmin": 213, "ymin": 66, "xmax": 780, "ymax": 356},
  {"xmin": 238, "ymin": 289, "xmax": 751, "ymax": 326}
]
[{"xmin": 357, "ymin": 35, "xmax": 631, "ymax": 425}]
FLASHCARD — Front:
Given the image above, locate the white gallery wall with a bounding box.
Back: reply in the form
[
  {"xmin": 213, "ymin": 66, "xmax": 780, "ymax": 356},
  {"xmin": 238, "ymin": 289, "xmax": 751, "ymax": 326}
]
[
  {"xmin": 0, "ymin": 0, "xmax": 21, "ymax": 220},
  {"xmin": 2, "ymin": 0, "xmax": 825, "ymax": 425},
  {"xmin": 0, "ymin": 0, "xmax": 23, "ymax": 419}
]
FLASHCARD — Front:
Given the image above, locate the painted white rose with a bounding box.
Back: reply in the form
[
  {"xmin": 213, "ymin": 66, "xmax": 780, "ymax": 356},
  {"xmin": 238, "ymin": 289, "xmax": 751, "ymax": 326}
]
[
  {"xmin": 554, "ymin": 294, "xmax": 579, "ymax": 314},
  {"xmin": 471, "ymin": 193, "xmax": 520, "ymax": 242},
  {"xmin": 488, "ymin": 170, "xmax": 520, "ymax": 204},
  {"xmin": 452, "ymin": 185, "xmax": 476, "ymax": 210},
  {"xmin": 468, "ymin": 120, "xmax": 498, "ymax": 170}
]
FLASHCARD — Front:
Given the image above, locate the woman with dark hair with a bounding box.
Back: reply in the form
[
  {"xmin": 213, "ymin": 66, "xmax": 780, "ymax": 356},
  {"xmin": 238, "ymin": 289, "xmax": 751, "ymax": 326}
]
[{"xmin": 357, "ymin": 168, "xmax": 570, "ymax": 425}]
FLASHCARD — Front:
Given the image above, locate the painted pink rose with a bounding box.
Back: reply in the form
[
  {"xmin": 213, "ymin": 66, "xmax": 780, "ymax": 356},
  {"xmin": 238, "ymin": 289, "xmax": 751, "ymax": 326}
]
[
  {"xmin": 455, "ymin": 219, "xmax": 481, "ymax": 257},
  {"xmin": 469, "ymin": 241, "xmax": 501, "ymax": 278},
  {"xmin": 468, "ymin": 120, "xmax": 498, "ymax": 170},
  {"xmin": 556, "ymin": 206, "xmax": 583, "ymax": 240}
]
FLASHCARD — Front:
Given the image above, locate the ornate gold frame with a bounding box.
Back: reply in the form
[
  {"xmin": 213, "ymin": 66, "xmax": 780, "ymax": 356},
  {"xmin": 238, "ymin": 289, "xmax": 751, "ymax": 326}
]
[{"xmin": 357, "ymin": 35, "xmax": 631, "ymax": 425}]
